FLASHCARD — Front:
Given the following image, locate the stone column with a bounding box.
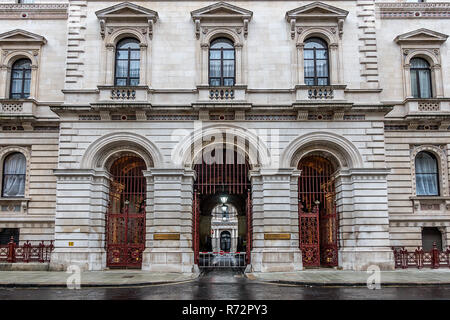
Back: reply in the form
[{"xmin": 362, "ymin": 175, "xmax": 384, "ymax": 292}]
[
  {"xmin": 249, "ymin": 168, "xmax": 302, "ymax": 272},
  {"xmin": 432, "ymin": 65, "xmax": 443, "ymax": 98},
  {"xmin": 201, "ymin": 43, "xmax": 209, "ymax": 85},
  {"xmin": 105, "ymin": 44, "xmax": 115, "ymax": 85},
  {"xmin": 50, "ymin": 169, "xmax": 110, "ymax": 271},
  {"xmin": 296, "ymin": 43, "xmax": 304, "ymax": 85},
  {"xmin": 142, "ymin": 168, "xmax": 196, "ymax": 273},
  {"xmin": 337, "ymin": 168, "xmax": 394, "ymax": 271},
  {"xmin": 0, "ymin": 65, "xmax": 8, "ymax": 99},
  {"xmin": 139, "ymin": 43, "xmax": 147, "ymax": 85},
  {"xmin": 235, "ymin": 44, "xmax": 243, "ymax": 85},
  {"xmin": 329, "ymin": 43, "xmax": 339, "ymax": 85},
  {"xmin": 404, "ymin": 64, "xmax": 412, "ymax": 98}
]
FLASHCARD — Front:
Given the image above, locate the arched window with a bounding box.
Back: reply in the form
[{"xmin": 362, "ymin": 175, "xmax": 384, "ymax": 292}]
[
  {"xmin": 10, "ymin": 59, "xmax": 31, "ymax": 99},
  {"xmin": 209, "ymin": 38, "xmax": 235, "ymax": 87},
  {"xmin": 2, "ymin": 152, "xmax": 26, "ymax": 197},
  {"xmin": 304, "ymin": 38, "xmax": 329, "ymax": 86},
  {"xmin": 410, "ymin": 58, "xmax": 432, "ymax": 99},
  {"xmin": 415, "ymin": 151, "xmax": 439, "ymax": 196},
  {"xmin": 114, "ymin": 38, "xmax": 140, "ymax": 86}
]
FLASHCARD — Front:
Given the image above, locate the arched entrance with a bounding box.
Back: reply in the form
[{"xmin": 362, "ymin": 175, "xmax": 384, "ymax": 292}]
[
  {"xmin": 298, "ymin": 155, "xmax": 338, "ymax": 267},
  {"xmin": 192, "ymin": 148, "xmax": 252, "ymax": 268},
  {"xmin": 106, "ymin": 155, "xmax": 146, "ymax": 269}
]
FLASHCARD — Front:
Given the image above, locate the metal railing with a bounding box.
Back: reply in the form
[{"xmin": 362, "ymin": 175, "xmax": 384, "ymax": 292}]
[
  {"xmin": 0, "ymin": 237, "xmax": 54, "ymax": 263},
  {"xmin": 198, "ymin": 252, "xmax": 247, "ymax": 268},
  {"xmin": 392, "ymin": 242, "xmax": 450, "ymax": 269}
]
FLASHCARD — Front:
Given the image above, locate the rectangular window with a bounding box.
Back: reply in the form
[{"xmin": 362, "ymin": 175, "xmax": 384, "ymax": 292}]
[
  {"xmin": 422, "ymin": 227, "xmax": 442, "ymax": 251},
  {"xmin": 0, "ymin": 228, "xmax": 19, "ymax": 245}
]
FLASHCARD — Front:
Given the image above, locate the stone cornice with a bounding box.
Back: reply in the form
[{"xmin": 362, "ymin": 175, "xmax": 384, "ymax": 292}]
[
  {"xmin": 377, "ymin": 2, "xmax": 450, "ymax": 19},
  {"xmin": 0, "ymin": 4, "xmax": 68, "ymax": 20}
]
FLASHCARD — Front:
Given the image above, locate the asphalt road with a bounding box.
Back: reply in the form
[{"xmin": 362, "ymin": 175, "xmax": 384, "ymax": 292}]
[{"xmin": 0, "ymin": 268, "xmax": 450, "ymax": 300}]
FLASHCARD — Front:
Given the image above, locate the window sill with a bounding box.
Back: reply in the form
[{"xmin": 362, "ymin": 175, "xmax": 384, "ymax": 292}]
[
  {"xmin": 410, "ymin": 196, "xmax": 450, "ymax": 213},
  {"xmin": 0, "ymin": 198, "xmax": 30, "ymax": 215}
]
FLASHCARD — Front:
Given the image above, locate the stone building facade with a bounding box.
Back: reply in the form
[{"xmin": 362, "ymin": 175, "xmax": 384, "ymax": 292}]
[{"xmin": 0, "ymin": 0, "xmax": 449, "ymax": 273}]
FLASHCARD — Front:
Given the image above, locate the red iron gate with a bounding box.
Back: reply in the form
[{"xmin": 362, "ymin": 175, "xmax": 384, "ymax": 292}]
[
  {"xmin": 192, "ymin": 150, "xmax": 252, "ymax": 266},
  {"xmin": 298, "ymin": 156, "xmax": 338, "ymax": 267},
  {"xmin": 106, "ymin": 156, "xmax": 146, "ymax": 269}
]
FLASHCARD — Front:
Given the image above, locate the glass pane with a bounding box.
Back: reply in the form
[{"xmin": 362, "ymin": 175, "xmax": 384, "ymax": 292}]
[
  {"xmin": 209, "ymin": 50, "xmax": 221, "ymax": 60},
  {"xmin": 210, "ymin": 38, "xmax": 234, "ymax": 49},
  {"xmin": 317, "ymin": 78, "xmax": 328, "ymax": 86},
  {"xmin": 304, "ymin": 38, "xmax": 327, "ymax": 49},
  {"xmin": 210, "ymin": 78, "xmax": 220, "ymax": 86},
  {"xmin": 130, "ymin": 78, "xmax": 139, "ymax": 86},
  {"xmin": 115, "ymin": 60, "xmax": 128, "ymax": 78},
  {"xmin": 305, "ymin": 78, "xmax": 315, "ymax": 86},
  {"xmin": 315, "ymin": 49, "xmax": 328, "ymax": 60},
  {"xmin": 115, "ymin": 78, "xmax": 126, "ymax": 86},
  {"xmin": 12, "ymin": 70, "xmax": 22, "ymax": 79},
  {"xmin": 416, "ymin": 152, "xmax": 437, "ymax": 174},
  {"xmin": 11, "ymin": 79, "xmax": 22, "ymax": 95},
  {"xmin": 23, "ymin": 79, "xmax": 31, "ymax": 96},
  {"xmin": 223, "ymin": 50, "xmax": 234, "ymax": 60},
  {"xmin": 223, "ymin": 60, "xmax": 234, "ymax": 78},
  {"xmin": 419, "ymin": 70, "xmax": 431, "ymax": 98},
  {"xmin": 416, "ymin": 174, "xmax": 439, "ymax": 196},
  {"xmin": 117, "ymin": 38, "xmax": 140, "ymax": 49},
  {"xmin": 304, "ymin": 60, "xmax": 314, "ymax": 78},
  {"xmin": 411, "ymin": 71, "xmax": 418, "ymax": 98},
  {"xmin": 304, "ymin": 50, "xmax": 314, "ymax": 59},
  {"xmin": 224, "ymin": 78, "xmax": 234, "ymax": 86},
  {"xmin": 4, "ymin": 153, "xmax": 26, "ymax": 174},
  {"xmin": 116, "ymin": 50, "xmax": 128, "ymax": 60},
  {"xmin": 316, "ymin": 60, "xmax": 328, "ymax": 77},
  {"xmin": 209, "ymin": 60, "xmax": 221, "ymax": 78},
  {"xmin": 411, "ymin": 58, "xmax": 429, "ymax": 69},
  {"xmin": 129, "ymin": 61, "xmax": 140, "ymax": 78},
  {"xmin": 130, "ymin": 50, "xmax": 140, "ymax": 60},
  {"xmin": 24, "ymin": 70, "xmax": 31, "ymax": 79}
]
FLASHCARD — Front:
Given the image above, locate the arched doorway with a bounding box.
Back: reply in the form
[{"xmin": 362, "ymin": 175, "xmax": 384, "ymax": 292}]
[
  {"xmin": 298, "ymin": 155, "xmax": 338, "ymax": 267},
  {"xmin": 106, "ymin": 155, "xmax": 146, "ymax": 269},
  {"xmin": 192, "ymin": 148, "xmax": 252, "ymax": 268}
]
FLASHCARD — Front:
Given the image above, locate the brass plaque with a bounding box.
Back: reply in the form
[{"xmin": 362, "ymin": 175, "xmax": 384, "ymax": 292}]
[
  {"xmin": 264, "ymin": 233, "xmax": 291, "ymax": 240},
  {"xmin": 154, "ymin": 233, "xmax": 180, "ymax": 240}
]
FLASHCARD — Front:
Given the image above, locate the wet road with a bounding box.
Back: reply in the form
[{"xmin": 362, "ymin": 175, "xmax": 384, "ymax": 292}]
[{"xmin": 0, "ymin": 269, "xmax": 450, "ymax": 300}]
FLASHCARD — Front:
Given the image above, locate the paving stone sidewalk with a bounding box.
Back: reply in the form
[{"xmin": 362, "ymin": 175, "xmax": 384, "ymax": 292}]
[
  {"xmin": 246, "ymin": 269, "xmax": 450, "ymax": 286},
  {"xmin": 0, "ymin": 270, "xmax": 199, "ymax": 288}
]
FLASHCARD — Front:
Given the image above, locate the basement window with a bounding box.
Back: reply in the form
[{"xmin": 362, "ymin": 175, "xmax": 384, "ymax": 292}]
[
  {"xmin": 421, "ymin": 227, "xmax": 442, "ymax": 251},
  {"xmin": 0, "ymin": 228, "xmax": 19, "ymax": 245}
]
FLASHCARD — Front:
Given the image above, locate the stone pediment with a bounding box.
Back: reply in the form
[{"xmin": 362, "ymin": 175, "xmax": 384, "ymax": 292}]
[
  {"xmin": 394, "ymin": 28, "xmax": 448, "ymax": 44},
  {"xmin": 95, "ymin": 2, "xmax": 158, "ymax": 22},
  {"xmin": 286, "ymin": 2, "xmax": 349, "ymax": 21},
  {"xmin": 95, "ymin": 2, "xmax": 158, "ymax": 39},
  {"xmin": 0, "ymin": 29, "xmax": 46, "ymax": 45},
  {"xmin": 191, "ymin": 2, "xmax": 253, "ymax": 22}
]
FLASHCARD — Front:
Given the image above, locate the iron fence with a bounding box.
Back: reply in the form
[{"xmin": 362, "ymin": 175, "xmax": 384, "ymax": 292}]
[
  {"xmin": 0, "ymin": 236, "xmax": 54, "ymax": 263},
  {"xmin": 392, "ymin": 243, "xmax": 450, "ymax": 269},
  {"xmin": 198, "ymin": 252, "xmax": 247, "ymax": 268}
]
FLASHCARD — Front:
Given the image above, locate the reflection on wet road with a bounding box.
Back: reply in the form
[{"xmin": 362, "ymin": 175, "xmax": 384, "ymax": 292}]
[{"xmin": 0, "ymin": 269, "xmax": 450, "ymax": 300}]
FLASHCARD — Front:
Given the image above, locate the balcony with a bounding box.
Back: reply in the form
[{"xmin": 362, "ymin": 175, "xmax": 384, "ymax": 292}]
[
  {"xmin": 404, "ymin": 99, "xmax": 450, "ymax": 120},
  {"xmin": 295, "ymin": 85, "xmax": 346, "ymax": 102},
  {"xmin": 0, "ymin": 100, "xmax": 37, "ymax": 119},
  {"xmin": 96, "ymin": 85, "xmax": 151, "ymax": 103}
]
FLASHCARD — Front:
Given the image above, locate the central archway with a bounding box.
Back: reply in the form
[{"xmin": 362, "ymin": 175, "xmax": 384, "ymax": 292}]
[{"xmin": 192, "ymin": 147, "xmax": 252, "ymax": 268}]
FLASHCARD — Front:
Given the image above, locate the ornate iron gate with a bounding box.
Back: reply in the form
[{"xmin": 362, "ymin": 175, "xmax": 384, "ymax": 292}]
[
  {"xmin": 192, "ymin": 150, "xmax": 252, "ymax": 266},
  {"xmin": 106, "ymin": 156, "xmax": 146, "ymax": 269},
  {"xmin": 298, "ymin": 156, "xmax": 338, "ymax": 267}
]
